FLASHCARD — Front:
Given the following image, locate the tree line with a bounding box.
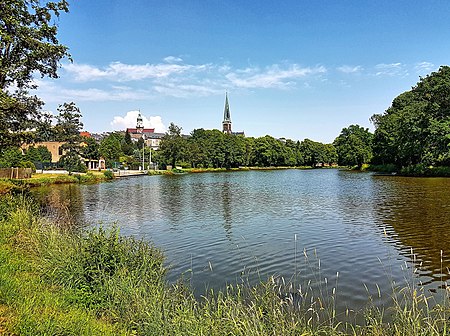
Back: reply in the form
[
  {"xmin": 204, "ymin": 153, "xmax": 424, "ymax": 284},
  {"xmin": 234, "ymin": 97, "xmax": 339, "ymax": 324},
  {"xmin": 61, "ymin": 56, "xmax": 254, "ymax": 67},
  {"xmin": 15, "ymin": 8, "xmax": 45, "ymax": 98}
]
[{"xmin": 156, "ymin": 124, "xmax": 338, "ymax": 169}]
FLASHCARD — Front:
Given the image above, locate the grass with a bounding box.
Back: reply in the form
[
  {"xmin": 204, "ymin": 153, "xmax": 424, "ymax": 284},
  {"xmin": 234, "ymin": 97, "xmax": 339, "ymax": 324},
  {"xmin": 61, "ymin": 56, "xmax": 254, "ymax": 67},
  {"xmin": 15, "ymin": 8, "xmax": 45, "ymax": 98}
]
[
  {"xmin": 1, "ymin": 194, "xmax": 450, "ymax": 335},
  {"xmin": 367, "ymin": 164, "xmax": 450, "ymax": 177},
  {"xmin": 0, "ymin": 171, "xmax": 114, "ymax": 194}
]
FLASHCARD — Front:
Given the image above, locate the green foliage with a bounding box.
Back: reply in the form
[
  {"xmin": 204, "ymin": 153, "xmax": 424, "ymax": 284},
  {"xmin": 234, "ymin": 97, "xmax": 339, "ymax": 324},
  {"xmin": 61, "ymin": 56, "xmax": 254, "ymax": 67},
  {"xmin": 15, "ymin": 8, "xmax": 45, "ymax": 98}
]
[
  {"xmin": 54, "ymin": 102, "xmax": 85, "ymax": 173},
  {"xmin": 158, "ymin": 126, "xmax": 336, "ymax": 169},
  {"xmin": 299, "ymin": 138, "xmax": 336, "ymax": 167},
  {"xmin": 103, "ymin": 170, "xmax": 114, "ymax": 180},
  {"xmin": 400, "ymin": 164, "xmax": 450, "ymax": 177},
  {"xmin": 372, "ymin": 66, "xmax": 450, "ymax": 168},
  {"xmin": 0, "ymin": 0, "xmax": 70, "ymax": 90},
  {"xmin": 0, "ymin": 91, "xmax": 44, "ymax": 147},
  {"xmin": 334, "ymin": 124, "xmax": 373, "ymax": 168},
  {"xmin": 0, "ymin": 147, "xmax": 24, "ymax": 168},
  {"xmin": 24, "ymin": 145, "xmax": 52, "ymax": 163},
  {"xmin": 81, "ymin": 136, "xmax": 100, "ymax": 160},
  {"xmin": 121, "ymin": 130, "xmax": 134, "ymax": 155},
  {"xmin": 58, "ymin": 152, "xmax": 87, "ymax": 173},
  {"xmin": 99, "ymin": 133, "xmax": 123, "ymax": 167},
  {"xmin": 0, "ymin": 0, "xmax": 70, "ymax": 148},
  {"xmin": 158, "ymin": 122, "xmax": 186, "ymax": 168}
]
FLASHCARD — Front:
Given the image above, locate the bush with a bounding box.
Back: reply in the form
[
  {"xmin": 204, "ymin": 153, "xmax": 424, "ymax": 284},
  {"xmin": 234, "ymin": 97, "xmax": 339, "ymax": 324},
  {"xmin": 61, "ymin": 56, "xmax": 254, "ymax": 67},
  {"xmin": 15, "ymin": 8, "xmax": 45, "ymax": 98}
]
[
  {"xmin": 103, "ymin": 170, "xmax": 114, "ymax": 180},
  {"xmin": 400, "ymin": 164, "xmax": 450, "ymax": 177},
  {"xmin": 367, "ymin": 163, "xmax": 398, "ymax": 173},
  {"xmin": 19, "ymin": 160, "xmax": 36, "ymax": 172}
]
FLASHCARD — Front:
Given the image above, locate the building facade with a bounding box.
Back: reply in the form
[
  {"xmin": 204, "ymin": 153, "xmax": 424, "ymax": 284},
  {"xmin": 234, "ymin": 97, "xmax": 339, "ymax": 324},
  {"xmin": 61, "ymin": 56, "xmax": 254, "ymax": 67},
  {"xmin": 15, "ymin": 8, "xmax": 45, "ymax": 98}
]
[{"xmin": 126, "ymin": 112, "xmax": 165, "ymax": 150}]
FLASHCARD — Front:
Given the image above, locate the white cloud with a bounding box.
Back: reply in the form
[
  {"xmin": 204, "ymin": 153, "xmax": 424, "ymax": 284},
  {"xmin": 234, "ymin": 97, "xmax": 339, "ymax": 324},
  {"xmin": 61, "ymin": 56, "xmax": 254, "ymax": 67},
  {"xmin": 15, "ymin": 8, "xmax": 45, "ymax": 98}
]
[
  {"xmin": 225, "ymin": 64, "xmax": 327, "ymax": 89},
  {"xmin": 163, "ymin": 56, "xmax": 183, "ymax": 63},
  {"xmin": 374, "ymin": 63, "xmax": 408, "ymax": 77},
  {"xmin": 64, "ymin": 61, "xmax": 212, "ymax": 82},
  {"xmin": 337, "ymin": 65, "xmax": 364, "ymax": 74},
  {"xmin": 154, "ymin": 83, "xmax": 223, "ymax": 98},
  {"xmin": 34, "ymin": 79, "xmax": 152, "ymax": 103},
  {"xmin": 414, "ymin": 61, "xmax": 435, "ymax": 74},
  {"xmin": 111, "ymin": 110, "xmax": 166, "ymax": 133}
]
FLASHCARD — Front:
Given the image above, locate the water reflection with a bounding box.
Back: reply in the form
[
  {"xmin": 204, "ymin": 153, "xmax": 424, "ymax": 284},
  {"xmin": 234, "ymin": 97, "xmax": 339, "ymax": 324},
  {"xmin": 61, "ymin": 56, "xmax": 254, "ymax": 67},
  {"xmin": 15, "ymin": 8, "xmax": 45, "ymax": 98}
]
[
  {"xmin": 221, "ymin": 178, "xmax": 233, "ymax": 239},
  {"xmin": 373, "ymin": 176, "xmax": 450, "ymax": 286},
  {"xmin": 33, "ymin": 184, "xmax": 85, "ymax": 227}
]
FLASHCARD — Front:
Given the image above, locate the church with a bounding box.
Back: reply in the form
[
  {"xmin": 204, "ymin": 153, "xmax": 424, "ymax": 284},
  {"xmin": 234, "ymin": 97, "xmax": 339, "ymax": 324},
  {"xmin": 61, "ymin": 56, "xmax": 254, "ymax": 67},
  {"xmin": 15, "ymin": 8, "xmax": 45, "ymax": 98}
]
[{"xmin": 222, "ymin": 93, "xmax": 245, "ymax": 136}]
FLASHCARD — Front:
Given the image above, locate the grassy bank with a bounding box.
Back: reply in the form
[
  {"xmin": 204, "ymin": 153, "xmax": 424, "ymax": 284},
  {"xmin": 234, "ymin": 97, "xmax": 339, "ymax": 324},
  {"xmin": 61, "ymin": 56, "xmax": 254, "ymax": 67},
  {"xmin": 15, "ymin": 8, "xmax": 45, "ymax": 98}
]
[
  {"xmin": 366, "ymin": 164, "xmax": 450, "ymax": 177},
  {"xmin": 0, "ymin": 171, "xmax": 114, "ymax": 194},
  {"xmin": 1, "ymin": 195, "xmax": 450, "ymax": 335},
  {"xmin": 168, "ymin": 166, "xmax": 317, "ymax": 174}
]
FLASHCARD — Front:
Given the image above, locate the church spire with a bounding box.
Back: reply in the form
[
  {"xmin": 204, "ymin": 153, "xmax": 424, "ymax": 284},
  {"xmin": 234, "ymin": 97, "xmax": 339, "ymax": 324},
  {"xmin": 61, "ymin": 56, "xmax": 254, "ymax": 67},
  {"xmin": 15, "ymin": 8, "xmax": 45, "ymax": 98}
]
[{"xmin": 222, "ymin": 92, "xmax": 232, "ymax": 134}]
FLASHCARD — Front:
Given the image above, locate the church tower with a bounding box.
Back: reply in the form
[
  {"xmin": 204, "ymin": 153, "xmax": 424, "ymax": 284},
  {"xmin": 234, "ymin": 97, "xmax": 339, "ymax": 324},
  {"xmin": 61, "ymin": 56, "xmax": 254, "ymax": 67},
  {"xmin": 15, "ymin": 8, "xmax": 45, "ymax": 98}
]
[
  {"xmin": 136, "ymin": 111, "xmax": 144, "ymax": 134},
  {"xmin": 222, "ymin": 92, "xmax": 232, "ymax": 134}
]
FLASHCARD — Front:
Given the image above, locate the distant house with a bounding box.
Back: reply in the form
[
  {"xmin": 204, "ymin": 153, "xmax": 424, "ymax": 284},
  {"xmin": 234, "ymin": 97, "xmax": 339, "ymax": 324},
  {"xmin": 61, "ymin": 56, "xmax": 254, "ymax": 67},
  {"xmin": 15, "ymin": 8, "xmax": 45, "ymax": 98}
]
[
  {"xmin": 22, "ymin": 141, "xmax": 66, "ymax": 163},
  {"xmin": 22, "ymin": 131, "xmax": 106, "ymax": 170}
]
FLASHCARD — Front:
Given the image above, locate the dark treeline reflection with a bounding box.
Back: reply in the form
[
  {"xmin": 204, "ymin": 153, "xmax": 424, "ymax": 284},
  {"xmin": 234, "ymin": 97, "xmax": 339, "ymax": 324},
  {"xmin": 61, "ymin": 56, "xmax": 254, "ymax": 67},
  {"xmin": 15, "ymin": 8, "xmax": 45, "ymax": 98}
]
[{"xmin": 372, "ymin": 176, "xmax": 450, "ymax": 285}]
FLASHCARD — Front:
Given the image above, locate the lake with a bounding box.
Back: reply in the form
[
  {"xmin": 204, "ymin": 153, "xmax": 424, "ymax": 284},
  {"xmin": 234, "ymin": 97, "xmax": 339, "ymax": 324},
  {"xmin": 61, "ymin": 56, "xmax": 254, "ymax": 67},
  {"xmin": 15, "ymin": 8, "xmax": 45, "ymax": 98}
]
[{"xmin": 32, "ymin": 169, "xmax": 450, "ymax": 317}]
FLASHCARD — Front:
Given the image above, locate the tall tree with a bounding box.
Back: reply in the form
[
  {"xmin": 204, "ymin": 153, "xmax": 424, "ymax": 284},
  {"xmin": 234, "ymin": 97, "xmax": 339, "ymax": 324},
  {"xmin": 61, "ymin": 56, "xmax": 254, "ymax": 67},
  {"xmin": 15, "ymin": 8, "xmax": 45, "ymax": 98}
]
[
  {"xmin": 333, "ymin": 125, "xmax": 373, "ymax": 168},
  {"xmin": 55, "ymin": 102, "xmax": 84, "ymax": 172},
  {"xmin": 121, "ymin": 130, "xmax": 134, "ymax": 155},
  {"xmin": 0, "ymin": 0, "xmax": 70, "ymax": 90},
  {"xmin": 371, "ymin": 66, "xmax": 450, "ymax": 167},
  {"xmin": 158, "ymin": 123, "xmax": 186, "ymax": 167},
  {"xmin": 80, "ymin": 136, "xmax": 99, "ymax": 160},
  {"xmin": 0, "ymin": 0, "xmax": 70, "ymax": 148},
  {"xmin": 99, "ymin": 133, "xmax": 123, "ymax": 168}
]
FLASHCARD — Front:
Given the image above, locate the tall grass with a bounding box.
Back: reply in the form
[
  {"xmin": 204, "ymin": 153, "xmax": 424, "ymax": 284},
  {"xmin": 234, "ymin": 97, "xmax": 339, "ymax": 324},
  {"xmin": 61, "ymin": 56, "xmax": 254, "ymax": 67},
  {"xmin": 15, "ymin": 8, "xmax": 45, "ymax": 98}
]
[{"xmin": 1, "ymin": 194, "xmax": 450, "ymax": 335}]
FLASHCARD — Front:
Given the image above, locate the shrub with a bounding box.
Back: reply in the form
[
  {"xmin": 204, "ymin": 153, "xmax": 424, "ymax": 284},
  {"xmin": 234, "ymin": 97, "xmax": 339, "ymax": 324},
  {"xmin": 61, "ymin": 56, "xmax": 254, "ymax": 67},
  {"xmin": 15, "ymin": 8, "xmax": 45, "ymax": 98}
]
[{"xmin": 103, "ymin": 170, "xmax": 114, "ymax": 180}]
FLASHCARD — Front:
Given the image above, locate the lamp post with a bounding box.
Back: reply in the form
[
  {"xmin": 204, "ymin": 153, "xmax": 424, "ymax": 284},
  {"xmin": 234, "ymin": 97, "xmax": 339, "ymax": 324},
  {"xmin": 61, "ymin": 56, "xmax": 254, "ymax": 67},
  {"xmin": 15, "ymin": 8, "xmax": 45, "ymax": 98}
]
[
  {"xmin": 141, "ymin": 134, "xmax": 145, "ymax": 171},
  {"xmin": 149, "ymin": 147, "xmax": 152, "ymax": 169}
]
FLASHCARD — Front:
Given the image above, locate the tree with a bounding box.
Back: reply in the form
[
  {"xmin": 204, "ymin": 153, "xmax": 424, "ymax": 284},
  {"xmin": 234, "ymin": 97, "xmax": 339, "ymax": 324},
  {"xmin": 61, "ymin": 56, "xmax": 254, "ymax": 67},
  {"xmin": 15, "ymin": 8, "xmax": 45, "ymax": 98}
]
[
  {"xmin": 0, "ymin": 147, "xmax": 24, "ymax": 168},
  {"xmin": 24, "ymin": 145, "xmax": 52, "ymax": 163},
  {"xmin": 158, "ymin": 123, "xmax": 186, "ymax": 168},
  {"xmin": 80, "ymin": 136, "xmax": 99, "ymax": 160},
  {"xmin": 0, "ymin": 0, "xmax": 70, "ymax": 90},
  {"xmin": 0, "ymin": 91, "xmax": 44, "ymax": 147},
  {"xmin": 55, "ymin": 102, "xmax": 85, "ymax": 173},
  {"xmin": 333, "ymin": 125, "xmax": 373, "ymax": 168},
  {"xmin": 371, "ymin": 66, "xmax": 450, "ymax": 167},
  {"xmin": 0, "ymin": 0, "xmax": 70, "ymax": 148},
  {"xmin": 121, "ymin": 130, "xmax": 134, "ymax": 155},
  {"xmin": 99, "ymin": 133, "xmax": 123, "ymax": 168},
  {"xmin": 299, "ymin": 139, "xmax": 322, "ymax": 167}
]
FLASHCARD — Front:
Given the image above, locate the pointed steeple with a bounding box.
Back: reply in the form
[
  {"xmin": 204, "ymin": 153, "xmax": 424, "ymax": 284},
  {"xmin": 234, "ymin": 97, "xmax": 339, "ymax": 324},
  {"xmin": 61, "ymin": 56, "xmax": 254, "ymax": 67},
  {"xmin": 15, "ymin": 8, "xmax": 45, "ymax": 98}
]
[
  {"xmin": 223, "ymin": 92, "xmax": 231, "ymax": 122},
  {"xmin": 222, "ymin": 92, "xmax": 232, "ymax": 134}
]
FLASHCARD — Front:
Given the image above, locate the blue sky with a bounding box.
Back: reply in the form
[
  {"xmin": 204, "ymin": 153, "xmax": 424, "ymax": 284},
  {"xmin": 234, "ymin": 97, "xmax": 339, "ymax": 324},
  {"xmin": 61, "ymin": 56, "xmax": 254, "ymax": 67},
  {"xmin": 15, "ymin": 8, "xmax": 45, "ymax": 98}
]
[{"xmin": 35, "ymin": 0, "xmax": 450, "ymax": 143}]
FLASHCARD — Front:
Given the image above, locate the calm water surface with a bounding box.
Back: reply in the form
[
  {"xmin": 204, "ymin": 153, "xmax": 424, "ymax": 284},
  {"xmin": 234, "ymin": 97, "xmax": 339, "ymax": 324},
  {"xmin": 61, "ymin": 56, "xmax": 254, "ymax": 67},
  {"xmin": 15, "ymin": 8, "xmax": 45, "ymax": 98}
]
[{"xmin": 33, "ymin": 169, "xmax": 450, "ymax": 315}]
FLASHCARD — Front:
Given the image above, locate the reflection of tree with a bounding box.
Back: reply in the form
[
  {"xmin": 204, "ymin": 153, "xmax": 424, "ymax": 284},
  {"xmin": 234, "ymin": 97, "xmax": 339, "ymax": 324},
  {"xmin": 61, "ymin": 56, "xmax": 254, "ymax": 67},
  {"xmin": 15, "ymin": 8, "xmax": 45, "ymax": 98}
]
[
  {"xmin": 373, "ymin": 176, "xmax": 450, "ymax": 284},
  {"xmin": 159, "ymin": 176, "xmax": 184, "ymax": 227},
  {"xmin": 221, "ymin": 179, "xmax": 232, "ymax": 240},
  {"xmin": 31, "ymin": 184, "xmax": 85, "ymax": 228}
]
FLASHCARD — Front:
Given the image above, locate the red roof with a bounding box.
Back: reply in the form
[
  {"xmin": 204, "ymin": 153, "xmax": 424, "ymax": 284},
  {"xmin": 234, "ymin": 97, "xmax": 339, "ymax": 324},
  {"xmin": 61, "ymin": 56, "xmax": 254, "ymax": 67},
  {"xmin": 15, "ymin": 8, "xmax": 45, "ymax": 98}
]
[
  {"xmin": 80, "ymin": 131, "xmax": 91, "ymax": 137},
  {"xmin": 126, "ymin": 128, "xmax": 155, "ymax": 134}
]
